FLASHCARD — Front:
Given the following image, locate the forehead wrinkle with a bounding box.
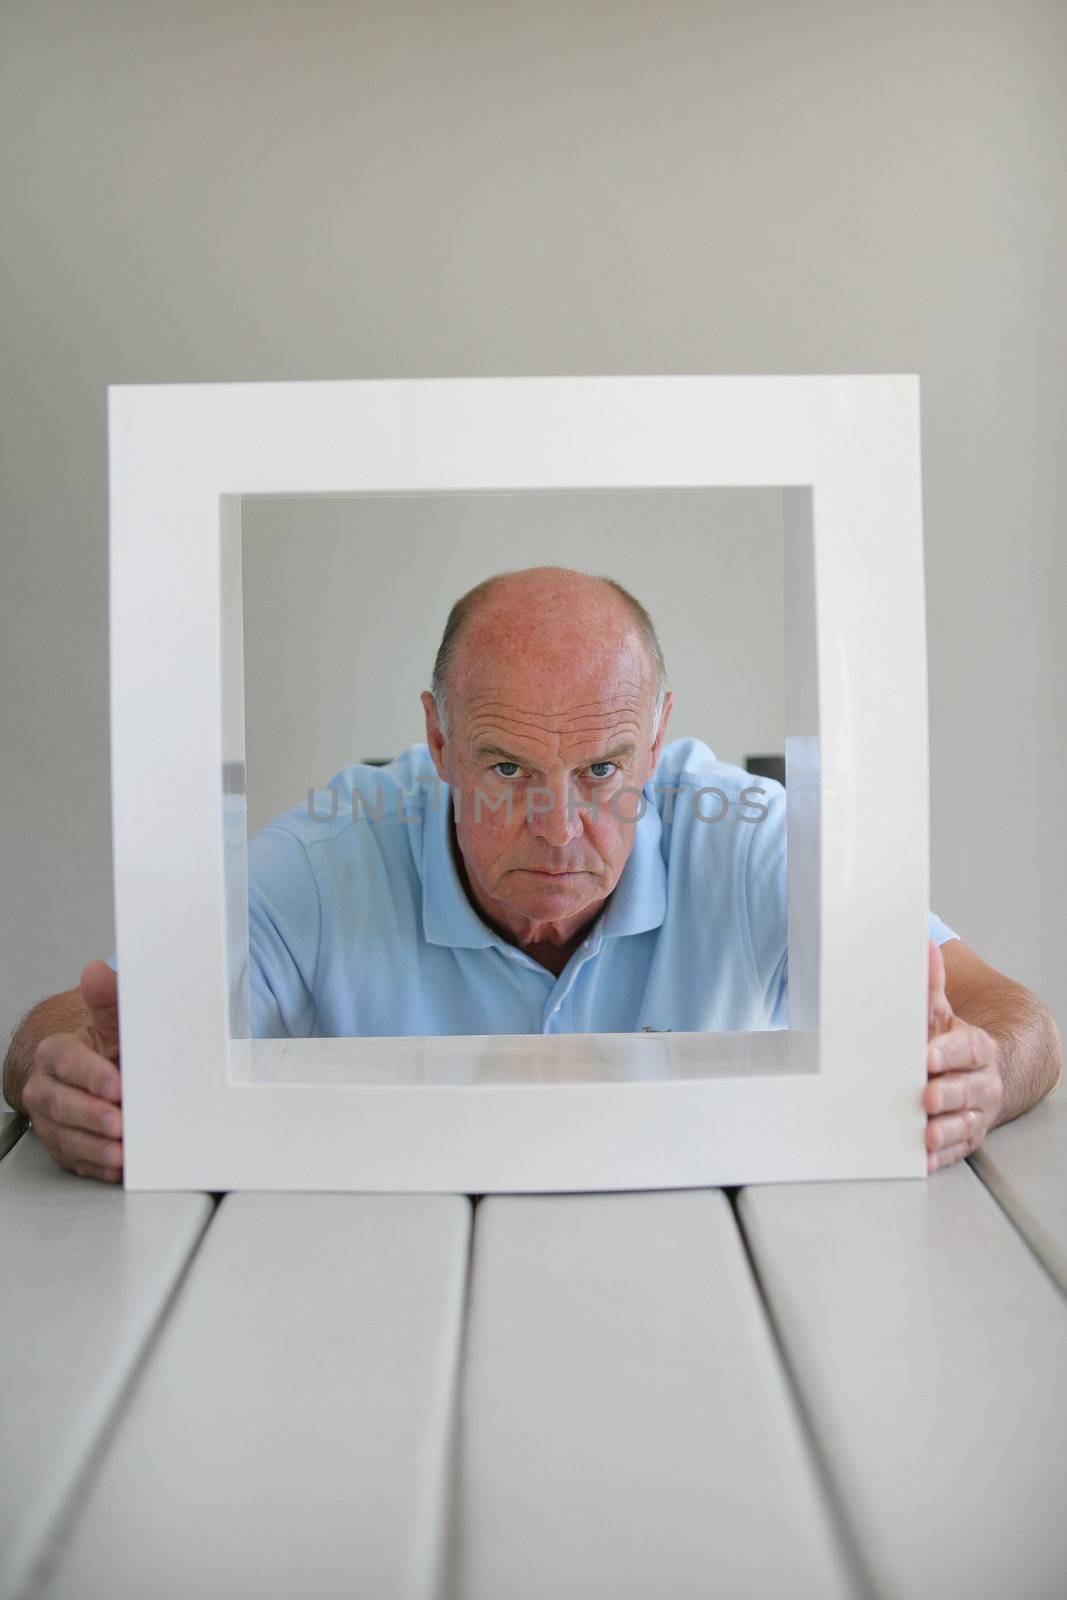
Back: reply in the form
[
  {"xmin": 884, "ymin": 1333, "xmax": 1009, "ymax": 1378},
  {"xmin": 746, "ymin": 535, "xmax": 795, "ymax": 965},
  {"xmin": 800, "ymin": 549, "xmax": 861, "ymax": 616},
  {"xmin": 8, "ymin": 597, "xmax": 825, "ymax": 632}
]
[
  {"xmin": 454, "ymin": 646, "xmax": 657, "ymax": 747},
  {"xmin": 465, "ymin": 695, "xmax": 647, "ymax": 717},
  {"xmin": 465, "ymin": 707, "xmax": 645, "ymax": 745},
  {"xmin": 465, "ymin": 704, "xmax": 646, "ymax": 734},
  {"xmin": 461, "ymin": 684, "xmax": 650, "ymax": 722}
]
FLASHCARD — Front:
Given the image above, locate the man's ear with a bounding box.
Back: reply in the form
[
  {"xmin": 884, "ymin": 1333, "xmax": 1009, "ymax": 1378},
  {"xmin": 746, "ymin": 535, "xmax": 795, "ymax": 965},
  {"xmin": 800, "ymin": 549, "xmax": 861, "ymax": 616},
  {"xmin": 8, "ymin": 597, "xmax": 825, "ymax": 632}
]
[
  {"xmin": 650, "ymin": 691, "xmax": 675, "ymax": 768},
  {"xmin": 421, "ymin": 690, "xmax": 450, "ymax": 782}
]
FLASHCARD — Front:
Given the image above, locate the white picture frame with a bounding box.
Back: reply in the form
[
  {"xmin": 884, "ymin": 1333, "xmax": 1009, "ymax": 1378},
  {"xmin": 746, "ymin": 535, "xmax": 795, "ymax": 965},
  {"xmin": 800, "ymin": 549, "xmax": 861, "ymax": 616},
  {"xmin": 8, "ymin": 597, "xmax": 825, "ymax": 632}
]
[{"xmin": 109, "ymin": 375, "xmax": 930, "ymax": 1190}]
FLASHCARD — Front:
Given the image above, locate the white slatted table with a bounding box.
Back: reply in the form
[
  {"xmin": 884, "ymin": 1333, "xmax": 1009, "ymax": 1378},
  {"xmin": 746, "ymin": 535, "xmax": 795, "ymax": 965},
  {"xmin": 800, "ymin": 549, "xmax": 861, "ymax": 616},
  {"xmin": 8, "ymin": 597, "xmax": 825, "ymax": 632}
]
[
  {"xmin": 452, "ymin": 1190, "xmax": 852, "ymax": 1600},
  {"xmin": 39, "ymin": 1192, "xmax": 471, "ymax": 1600},
  {"xmin": 0, "ymin": 1127, "xmax": 212, "ymax": 1600},
  {"xmin": 738, "ymin": 1158, "xmax": 1067, "ymax": 1600},
  {"xmin": 971, "ymin": 1090, "xmax": 1067, "ymax": 1292},
  {"xmin": 2, "ymin": 1093, "xmax": 1064, "ymax": 1600}
]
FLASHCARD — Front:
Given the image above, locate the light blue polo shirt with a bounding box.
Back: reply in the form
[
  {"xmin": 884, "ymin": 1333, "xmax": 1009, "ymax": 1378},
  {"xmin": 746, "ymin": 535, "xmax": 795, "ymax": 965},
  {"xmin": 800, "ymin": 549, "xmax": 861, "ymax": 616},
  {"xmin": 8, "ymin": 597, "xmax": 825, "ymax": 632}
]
[{"xmin": 244, "ymin": 740, "xmax": 958, "ymax": 1038}]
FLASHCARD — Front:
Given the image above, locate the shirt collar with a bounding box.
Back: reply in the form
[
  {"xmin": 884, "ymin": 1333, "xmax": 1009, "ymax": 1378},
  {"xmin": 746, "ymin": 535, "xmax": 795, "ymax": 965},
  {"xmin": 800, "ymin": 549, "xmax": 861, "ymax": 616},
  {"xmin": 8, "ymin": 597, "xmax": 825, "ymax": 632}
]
[
  {"xmin": 420, "ymin": 780, "xmax": 499, "ymax": 949},
  {"xmin": 419, "ymin": 771, "xmax": 667, "ymax": 949},
  {"xmin": 597, "ymin": 788, "xmax": 667, "ymax": 939}
]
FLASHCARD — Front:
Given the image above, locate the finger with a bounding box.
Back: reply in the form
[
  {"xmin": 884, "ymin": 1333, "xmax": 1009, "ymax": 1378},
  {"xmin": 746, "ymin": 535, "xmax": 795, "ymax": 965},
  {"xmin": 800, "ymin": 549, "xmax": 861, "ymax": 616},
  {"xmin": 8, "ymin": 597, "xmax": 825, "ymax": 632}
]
[
  {"xmin": 24, "ymin": 1076, "xmax": 122, "ymax": 1139},
  {"xmin": 924, "ymin": 1069, "xmax": 988, "ymax": 1116},
  {"xmin": 33, "ymin": 1118, "xmax": 124, "ymax": 1177},
  {"xmin": 75, "ymin": 1164, "xmax": 123, "ymax": 1185},
  {"xmin": 928, "ymin": 1141, "xmax": 971, "ymax": 1173},
  {"xmin": 928, "ymin": 938, "xmax": 953, "ymax": 1037},
  {"xmin": 50, "ymin": 1122, "xmax": 124, "ymax": 1175},
  {"xmin": 926, "ymin": 1065, "xmax": 1002, "ymax": 1119},
  {"xmin": 926, "ymin": 1108, "xmax": 984, "ymax": 1152},
  {"xmin": 927, "ymin": 1024, "xmax": 995, "ymax": 1075},
  {"xmin": 39, "ymin": 1034, "xmax": 122, "ymax": 1104},
  {"xmin": 80, "ymin": 959, "xmax": 121, "ymax": 1062},
  {"xmin": 926, "ymin": 1067, "xmax": 1004, "ymax": 1131}
]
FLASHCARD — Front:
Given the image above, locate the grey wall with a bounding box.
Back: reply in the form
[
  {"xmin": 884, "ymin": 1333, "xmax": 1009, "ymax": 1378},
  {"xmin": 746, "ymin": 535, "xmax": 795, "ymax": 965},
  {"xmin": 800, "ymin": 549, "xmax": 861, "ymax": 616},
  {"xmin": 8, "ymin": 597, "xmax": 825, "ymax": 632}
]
[{"xmin": 2, "ymin": 0, "xmax": 1064, "ymax": 1045}]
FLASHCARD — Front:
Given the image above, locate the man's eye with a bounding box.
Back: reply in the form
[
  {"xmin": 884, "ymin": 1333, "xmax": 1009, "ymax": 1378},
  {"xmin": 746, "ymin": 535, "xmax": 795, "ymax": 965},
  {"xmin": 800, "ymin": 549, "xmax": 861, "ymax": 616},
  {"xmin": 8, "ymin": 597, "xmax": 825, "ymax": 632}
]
[
  {"xmin": 588, "ymin": 762, "xmax": 618, "ymax": 780},
  {"xmin": 493, "ymin": 762, "xmax": 521, "ymax": 778}
]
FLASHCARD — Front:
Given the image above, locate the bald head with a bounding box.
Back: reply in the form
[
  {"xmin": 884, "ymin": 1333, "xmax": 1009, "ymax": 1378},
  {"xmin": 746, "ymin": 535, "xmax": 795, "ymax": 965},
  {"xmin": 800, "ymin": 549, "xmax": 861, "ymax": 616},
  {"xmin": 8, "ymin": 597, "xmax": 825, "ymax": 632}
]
[{"xmin": 430, "ymin": 567, "xmax": 667, "ymax": 740}]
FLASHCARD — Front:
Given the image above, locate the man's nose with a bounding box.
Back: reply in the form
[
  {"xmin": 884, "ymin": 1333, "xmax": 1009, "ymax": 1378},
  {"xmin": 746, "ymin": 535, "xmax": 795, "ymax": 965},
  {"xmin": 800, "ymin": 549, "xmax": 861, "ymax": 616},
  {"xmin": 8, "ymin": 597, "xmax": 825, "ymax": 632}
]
[{"xmin": 526, "ymin": 784, "xmax": 584, "ymax": 846}]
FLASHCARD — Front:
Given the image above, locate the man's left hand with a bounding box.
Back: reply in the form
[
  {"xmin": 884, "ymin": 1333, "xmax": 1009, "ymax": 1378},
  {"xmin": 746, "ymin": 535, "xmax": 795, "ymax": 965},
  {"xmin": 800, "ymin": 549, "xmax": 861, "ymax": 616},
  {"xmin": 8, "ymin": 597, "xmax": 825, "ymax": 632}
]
[{"xmin": 924, "ymin": 938, "xmax": 1004, "ymax": 1172}]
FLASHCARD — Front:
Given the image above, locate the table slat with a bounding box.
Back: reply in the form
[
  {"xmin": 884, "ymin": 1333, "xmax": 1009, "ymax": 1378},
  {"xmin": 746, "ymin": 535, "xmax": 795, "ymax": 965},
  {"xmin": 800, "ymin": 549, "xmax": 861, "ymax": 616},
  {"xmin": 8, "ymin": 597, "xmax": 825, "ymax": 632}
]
[
  {"xmin": 739, "ymin": 1164, "xmax": 1067, "ymax": 1600},
  {"xmin": 0, "ymin": 1109, "xmax": 26, "ymax": 1160},
  {"xmin": 40, "ymin": 1191, "xmax": 471, "ymax": 1600},
  {"xmin": 0, "ymin": 1132, "xmax": 212, "ymax": 1600},
  {"xmin": 971, "ymin": 1090, "xmax": 1067, "ymax": 1293},
  {"xmin": 452, "ymin": 1190, "xmax": 854, "ymax": 1600}
]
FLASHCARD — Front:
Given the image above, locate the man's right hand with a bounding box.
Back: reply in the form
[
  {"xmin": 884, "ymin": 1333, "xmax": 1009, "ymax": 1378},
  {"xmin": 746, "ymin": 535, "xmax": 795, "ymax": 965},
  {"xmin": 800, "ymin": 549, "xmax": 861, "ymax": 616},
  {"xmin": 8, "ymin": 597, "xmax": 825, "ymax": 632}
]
[{"xmin": 21, "ymin": 961, "xmax": 123, "ymax": 1182}]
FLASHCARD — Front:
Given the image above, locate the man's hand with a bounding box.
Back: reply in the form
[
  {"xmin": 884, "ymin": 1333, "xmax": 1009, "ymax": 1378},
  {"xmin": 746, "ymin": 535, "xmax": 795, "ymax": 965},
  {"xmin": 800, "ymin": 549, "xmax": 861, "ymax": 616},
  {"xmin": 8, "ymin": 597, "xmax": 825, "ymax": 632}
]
[
  {"xmin": 21, "ymin": 961, "xmax": 123, "ymax": 1183},
  {"xmin": 924, "ymin": 938, "xmax": 1003, "ymax": 1173}
]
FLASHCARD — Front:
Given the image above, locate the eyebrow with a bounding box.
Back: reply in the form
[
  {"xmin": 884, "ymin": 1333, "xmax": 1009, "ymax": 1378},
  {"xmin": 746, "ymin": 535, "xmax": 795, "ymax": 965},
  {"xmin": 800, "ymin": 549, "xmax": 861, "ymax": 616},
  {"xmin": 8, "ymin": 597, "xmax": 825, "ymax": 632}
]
[{"xmin": 473, "ymin": 741, "xmax": 637, "ymax": 769}]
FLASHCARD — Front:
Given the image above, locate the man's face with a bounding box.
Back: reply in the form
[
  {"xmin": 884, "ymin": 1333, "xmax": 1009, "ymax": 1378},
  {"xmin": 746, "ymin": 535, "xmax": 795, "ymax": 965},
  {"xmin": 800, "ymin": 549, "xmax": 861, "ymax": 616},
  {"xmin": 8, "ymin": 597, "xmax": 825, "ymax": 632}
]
[{"xmin": 422, "ymin": 588, "xmax": 673, "ymax": 949}]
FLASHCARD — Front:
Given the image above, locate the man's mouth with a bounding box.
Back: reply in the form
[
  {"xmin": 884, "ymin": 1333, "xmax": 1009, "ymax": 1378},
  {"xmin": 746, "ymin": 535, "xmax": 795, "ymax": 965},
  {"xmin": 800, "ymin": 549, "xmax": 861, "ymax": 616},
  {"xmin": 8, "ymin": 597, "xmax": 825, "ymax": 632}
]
[{"xmin": 520, "ymin": 868, "xmax": 589, "ymax": 877}]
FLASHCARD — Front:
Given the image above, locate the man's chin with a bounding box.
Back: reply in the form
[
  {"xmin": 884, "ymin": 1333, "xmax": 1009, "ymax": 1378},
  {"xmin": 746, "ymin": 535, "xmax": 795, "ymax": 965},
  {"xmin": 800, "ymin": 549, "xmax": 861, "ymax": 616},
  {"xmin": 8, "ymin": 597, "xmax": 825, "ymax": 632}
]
[{"xmin": 506, "ymin": 869, "xmax": 600, "ymax": 909}]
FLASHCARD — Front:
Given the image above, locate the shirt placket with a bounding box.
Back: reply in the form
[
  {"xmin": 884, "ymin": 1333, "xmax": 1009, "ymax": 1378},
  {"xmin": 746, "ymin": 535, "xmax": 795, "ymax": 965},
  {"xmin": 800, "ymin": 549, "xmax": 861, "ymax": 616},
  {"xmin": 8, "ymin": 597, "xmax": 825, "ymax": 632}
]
[{"xmin": 542, "ymin": 934, "xmax": 603, "ymax": 1032}]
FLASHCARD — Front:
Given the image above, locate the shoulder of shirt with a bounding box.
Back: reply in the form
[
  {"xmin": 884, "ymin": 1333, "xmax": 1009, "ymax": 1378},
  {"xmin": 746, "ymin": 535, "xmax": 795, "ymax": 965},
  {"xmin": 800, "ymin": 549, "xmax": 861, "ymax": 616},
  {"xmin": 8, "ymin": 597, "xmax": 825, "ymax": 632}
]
[
  {"xmin": 250, "ymin": 743, "xmax": 436, "ymax": 851},
  {"xmin": 649, "ymin": 737, "xmax": 786, "ymax": 870},
  {"xmin": 650, "ymin": 738, "xmax": 786, "ymax": 901},
  {"xmin": 651, "ymin": 737, "xmax": 785, "ymax": 800}
]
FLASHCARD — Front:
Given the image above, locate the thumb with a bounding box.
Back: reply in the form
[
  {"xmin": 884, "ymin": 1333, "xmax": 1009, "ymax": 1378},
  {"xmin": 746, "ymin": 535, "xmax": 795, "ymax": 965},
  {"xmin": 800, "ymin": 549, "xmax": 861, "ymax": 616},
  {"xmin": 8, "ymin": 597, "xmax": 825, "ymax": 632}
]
[
  {"xmin": 80, "ymin": 959, "xmax": 121, "ymax": 1063},
  {"xmin": 927, "ymin": 938, "xmax": 953, "ymax": 1038}
]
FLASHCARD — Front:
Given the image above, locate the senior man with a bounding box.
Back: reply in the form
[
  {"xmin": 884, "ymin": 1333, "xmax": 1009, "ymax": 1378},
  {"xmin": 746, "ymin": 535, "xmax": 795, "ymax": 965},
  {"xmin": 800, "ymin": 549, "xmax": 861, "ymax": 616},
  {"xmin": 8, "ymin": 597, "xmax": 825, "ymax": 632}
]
[{"xmin": 4, "ymin": 566, "xmax": 1062, "ymax": 1183}]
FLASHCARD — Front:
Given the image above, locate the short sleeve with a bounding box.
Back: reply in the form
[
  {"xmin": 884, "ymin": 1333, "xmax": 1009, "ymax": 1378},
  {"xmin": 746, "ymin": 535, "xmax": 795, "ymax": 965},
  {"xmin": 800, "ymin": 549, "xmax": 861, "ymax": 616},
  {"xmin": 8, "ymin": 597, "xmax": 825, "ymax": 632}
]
[
  {"xmin": 247, "ymin": 825, "xmax": 322, "ymax": 1038},
  {"xmin": 927, "ymin": 909, "xmax": 959, "ymax": 945}
]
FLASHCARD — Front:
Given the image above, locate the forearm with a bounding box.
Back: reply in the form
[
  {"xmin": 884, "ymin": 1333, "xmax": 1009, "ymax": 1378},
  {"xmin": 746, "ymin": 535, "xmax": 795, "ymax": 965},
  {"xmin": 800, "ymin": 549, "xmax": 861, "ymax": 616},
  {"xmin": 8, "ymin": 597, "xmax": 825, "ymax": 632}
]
[
  {"xmin": 953, "ymin": 986, "xmax": 1062, "ymax": 1126},
  {"xmin": 2, "ymin": 991, "xmax": 88, "ymax": 1113}
]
